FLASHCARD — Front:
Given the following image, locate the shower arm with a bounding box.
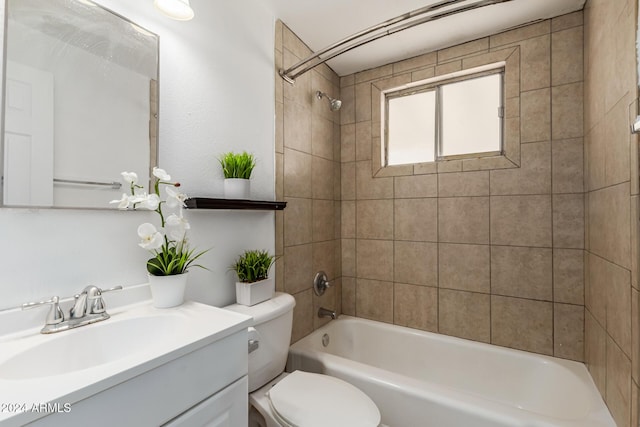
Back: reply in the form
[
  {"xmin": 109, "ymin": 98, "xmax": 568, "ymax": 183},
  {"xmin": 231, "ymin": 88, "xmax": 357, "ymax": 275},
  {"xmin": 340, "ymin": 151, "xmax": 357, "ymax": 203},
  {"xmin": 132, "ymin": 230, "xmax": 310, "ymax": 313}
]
[{"xmin": 279, "ymin": 0, "xmax": 514, "ymax": 84}]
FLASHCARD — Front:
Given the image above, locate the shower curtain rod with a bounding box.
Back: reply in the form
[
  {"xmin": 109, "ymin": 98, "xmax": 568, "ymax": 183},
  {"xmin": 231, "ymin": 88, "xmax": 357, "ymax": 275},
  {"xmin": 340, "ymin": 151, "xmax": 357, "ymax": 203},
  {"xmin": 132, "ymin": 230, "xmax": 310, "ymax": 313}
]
[{"xmin": 279, "ymin": 0, "xmax": 514, "ymax": 84}]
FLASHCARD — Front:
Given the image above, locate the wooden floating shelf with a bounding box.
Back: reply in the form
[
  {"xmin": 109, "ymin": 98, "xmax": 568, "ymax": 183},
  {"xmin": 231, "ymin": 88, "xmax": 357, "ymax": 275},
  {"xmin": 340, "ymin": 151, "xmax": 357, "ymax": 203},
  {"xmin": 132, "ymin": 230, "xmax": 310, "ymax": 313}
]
[{"xmin": 184, "ymin": 197, "xmax": 287, "ymax": 211}]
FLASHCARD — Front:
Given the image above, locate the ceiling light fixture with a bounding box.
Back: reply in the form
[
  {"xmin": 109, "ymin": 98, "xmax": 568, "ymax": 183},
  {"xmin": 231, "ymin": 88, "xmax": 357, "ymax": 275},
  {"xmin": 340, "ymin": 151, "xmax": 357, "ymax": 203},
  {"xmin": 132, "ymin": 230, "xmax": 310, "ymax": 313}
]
[{"xmin": 153, "ymin": 0, "xmax": 194, "ymax": 21}]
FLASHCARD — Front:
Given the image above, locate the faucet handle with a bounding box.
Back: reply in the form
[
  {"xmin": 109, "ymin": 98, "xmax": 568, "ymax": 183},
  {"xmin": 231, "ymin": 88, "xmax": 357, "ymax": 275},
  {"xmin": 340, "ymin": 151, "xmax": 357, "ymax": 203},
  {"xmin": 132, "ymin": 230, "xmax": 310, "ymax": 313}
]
[
  {"xmin": 313, "ymin": 271, "xmax": 331, "ymax": 296},
  {"xmin": 22, "ymin": 296, "xmax": 65, "ymax": 325},
  {"xmin": 87, "ymin": 285, "xmax": 123, "ymax": 314}
]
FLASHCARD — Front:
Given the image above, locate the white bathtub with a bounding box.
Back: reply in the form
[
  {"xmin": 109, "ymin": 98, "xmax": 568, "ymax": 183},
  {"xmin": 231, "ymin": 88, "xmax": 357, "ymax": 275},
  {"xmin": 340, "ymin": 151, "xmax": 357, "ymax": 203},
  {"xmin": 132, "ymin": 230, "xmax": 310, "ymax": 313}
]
[{"xmin": 287, "ymin": 316, "xmax": 615, "ymax": 427}]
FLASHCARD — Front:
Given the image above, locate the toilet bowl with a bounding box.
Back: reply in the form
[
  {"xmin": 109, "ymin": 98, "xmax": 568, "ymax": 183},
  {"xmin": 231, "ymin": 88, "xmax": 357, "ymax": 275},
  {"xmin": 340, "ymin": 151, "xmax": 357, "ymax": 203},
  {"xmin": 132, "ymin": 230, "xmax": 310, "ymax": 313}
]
[{"xmin": 224, "ymin": 293, "xmax": 380, "ymax": 427}]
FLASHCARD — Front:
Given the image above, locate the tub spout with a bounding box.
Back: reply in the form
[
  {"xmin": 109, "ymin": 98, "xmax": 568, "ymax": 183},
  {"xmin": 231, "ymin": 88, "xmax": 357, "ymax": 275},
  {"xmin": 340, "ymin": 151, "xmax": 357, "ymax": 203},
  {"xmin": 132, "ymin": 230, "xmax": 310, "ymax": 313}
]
[{"xmin": 318, "ymin": 307, "xmax": 337, "ymax": 320}]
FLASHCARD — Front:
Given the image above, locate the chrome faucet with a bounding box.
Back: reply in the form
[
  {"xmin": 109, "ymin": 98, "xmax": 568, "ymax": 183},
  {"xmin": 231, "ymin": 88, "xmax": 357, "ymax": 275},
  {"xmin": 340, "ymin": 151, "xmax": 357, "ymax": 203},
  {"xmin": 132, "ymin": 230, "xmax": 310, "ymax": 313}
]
[
  {"xmin": 23, "ymin": 285, "xmax": 122, "ymax": 334},
  {"xmin": 318, "ymin": 307, "xmax": 337, "ymax": 320}
]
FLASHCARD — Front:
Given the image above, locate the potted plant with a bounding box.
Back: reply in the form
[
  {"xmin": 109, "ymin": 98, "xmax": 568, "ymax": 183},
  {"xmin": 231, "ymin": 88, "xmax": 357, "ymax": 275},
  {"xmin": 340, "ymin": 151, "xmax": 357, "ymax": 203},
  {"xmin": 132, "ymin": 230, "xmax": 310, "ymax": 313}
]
[
  {"xmin": 231, "ymin": 249, "xmax": 276, "ymax": 306},
  {"xmin": 219, "ymin": 151, "xmax": 256, "ymax": 199},
  {"xmin": 110, "ymin": 167, "xmax": 207, "ymax": 308}
]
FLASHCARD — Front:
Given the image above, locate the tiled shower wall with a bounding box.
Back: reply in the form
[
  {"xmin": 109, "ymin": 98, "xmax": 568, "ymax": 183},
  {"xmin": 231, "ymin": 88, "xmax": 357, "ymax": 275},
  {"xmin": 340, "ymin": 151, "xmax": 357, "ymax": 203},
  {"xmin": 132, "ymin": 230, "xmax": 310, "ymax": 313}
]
[
  {"xmin": 339, "ymin": 13, "xmax": 585, "ymax": 361},
  {"xmin": 584, "ymin": 0, "xmax": 639, "ymax": 426},
  {"xmin": 274, "ymin": 21, "xmax": 343, "ymax": 343}
]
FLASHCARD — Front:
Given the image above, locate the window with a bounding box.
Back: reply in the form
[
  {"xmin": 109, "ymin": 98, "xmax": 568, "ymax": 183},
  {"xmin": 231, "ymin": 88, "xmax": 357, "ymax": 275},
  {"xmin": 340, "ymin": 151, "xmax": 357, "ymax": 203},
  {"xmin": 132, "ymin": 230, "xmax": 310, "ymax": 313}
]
[{"xmin": 384, "ymin": 67, "xmax": 504, "ymax": 167}]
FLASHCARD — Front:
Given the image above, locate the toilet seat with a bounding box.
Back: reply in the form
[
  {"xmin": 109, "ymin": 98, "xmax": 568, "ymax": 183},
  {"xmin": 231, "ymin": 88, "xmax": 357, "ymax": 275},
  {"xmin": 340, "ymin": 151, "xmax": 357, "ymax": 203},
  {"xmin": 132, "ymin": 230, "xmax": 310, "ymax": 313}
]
[{"xmin": 266, "ymin": 370, "xmax": 380, "ymax": 427}]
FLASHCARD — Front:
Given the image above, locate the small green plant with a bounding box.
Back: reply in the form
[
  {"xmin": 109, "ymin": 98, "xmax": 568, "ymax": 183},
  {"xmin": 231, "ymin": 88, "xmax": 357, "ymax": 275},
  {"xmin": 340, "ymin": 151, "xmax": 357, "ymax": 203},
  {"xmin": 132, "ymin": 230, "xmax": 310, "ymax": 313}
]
[
  {"xmin": 232, "ymin": 250, "xmax": 276, "ymax": 283},
  {"xmin": 219, "ymin": 151, "xmax": 256, "ymax": 179}
]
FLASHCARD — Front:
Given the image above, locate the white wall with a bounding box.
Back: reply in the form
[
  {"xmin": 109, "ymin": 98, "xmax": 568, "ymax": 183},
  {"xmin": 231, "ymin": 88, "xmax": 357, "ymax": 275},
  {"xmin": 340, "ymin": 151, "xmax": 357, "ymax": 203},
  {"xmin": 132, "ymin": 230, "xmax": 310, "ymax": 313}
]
[{"xmin": 0, "ymin": 0, "xmax": 277, "ymax": 310}]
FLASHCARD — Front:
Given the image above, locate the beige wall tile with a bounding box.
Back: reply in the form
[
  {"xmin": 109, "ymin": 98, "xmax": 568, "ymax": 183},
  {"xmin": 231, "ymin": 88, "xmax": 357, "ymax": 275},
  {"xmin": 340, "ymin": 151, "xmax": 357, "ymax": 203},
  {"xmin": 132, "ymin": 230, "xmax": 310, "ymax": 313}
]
[
  {"xmin": 437, "ymin": 38, "xmax": 489, "ymax": 62},
  {"xmin": 491, "ymin": 246, "xmax": 553, "ymax": 301},
  {"xmin": 521, "ymin": 88, "xmax": 551, "ymax": 143},
  {"xmin": 356, "ymin": 279, "xmax": 394, "ymax": 323},
  {"xmin": 291, "ymin": 289, "xmax": 313, "ymax": 343},
  {"xmin": 438, "ymin": 159, "xmax": 463, "ymax": 173},
  {"xmin": 275, "ymin": 257, "xmax": 284, "ymax": 292},
  {"xmin": 394, "ymin": 283, "xmax": 437, "ymax": 332},
  {"xmin": 340, "ymin": 85, "xmax": 355, "ymax": 125},
  {"xmin": 341, "ymin": 162, "xmax": 356, "ymax": 200},
  {"xmin": 490, "ymin": 21, "xmax": 550, "ymax": 48},
  {"xmin": 608, "ymin": 271, "xmax": 632, "ymax": 358},
  {"xmin": 552, "ymin": 138, "xmax": 584, "ymax": 193},
  {"xmin": 607, "ymin": 337, "xmax": 632, "ymax": 427},
  {"xmin": 519, "ymin": 35, "xmax": 551, "ymax": 92},
  {"xmin": 393, "ymin": 52, "xmax": 437, "ymax": 75},
  {"xmin": 490, "ymin": 195, "xmax": 552, "ymax": 247},
  {"xmin": 491, "ymin": 295, "xmax": 553, "ymax": 355},
  {"xmin": 395, "ymin": 174, "xmax": 438, "ymax": 198},
  {"xmin": 276, "ymin": 152, "xmax": 284, "ymax": 200},
  {"xmin": 551, "ymin": 11, "xmax": 583, "ymax": 32},
  {"xmin": 439, "ymin": 289, "xmax": 490, "ymax": 343},
  {"xmin": 313, "ymin": 241, "xmax": 335, "ymax": 282},
  {"xmin": 554, "ymin": 303, "xmax": 584, "ymax": 361},
  {"xmin": 341, "ymin": 124, "xmax": 355, "ymax": 162},
  {"xmin": 356, "ymin": 161, "xmax": 393, "ymax": 199},
  {"xmin": 552, "ymin": 82, "xmax": 584, "ymax": 140},
  {"xmin": 412, "ymin": 67, "xmax": 436, "ymax": 82},
  {"xmin": 355, "ymin": 65, "xmax": 393, "ymax": 84},
  {"xmin": 341, "ymin": 200, "xmax": 356, "ymax": 239},
  {"xmin": 284, "ymin": 244, "xmax": 312, "ymax": 294},
  {"xmin": 439, "ymin": 197, "xmax": 490, "ymax": 244},
  {"xmin": 633, "ymin": 288, "xmax": 639, "ymax": 382},
  {"xmin": 394, "ymin": 241, "xmax": 437, "ymax": 286},
  {"xmin": 342, "ymin": 238, "xmax": 356, "ymax": 277},
  {"xmin": 312, "ymin": 200, "xmax": 335, "ymax": 242},
  {"xmin": 355, "ymin": 83, "xmax": 372, "ymax": 123},
  {"xmin": 340, "ymin": 74, "xmax": 355, "ymax": 88},
  {"xmin": 435, "ymin": 60, "xmax": 462, "ymax": 76},
  {"xmin": 553, "ymin": 193, "xmax": 585, "ymax": 249},
  {"xmin": 284, "ymin": 99, "xmax": 312, "ymax": 154},
  {"xmin": 438, "ymin": 171, "xmax": 489, "ymax": 197},
  {"xmin": 355, "ymin": 121, "xmax": 372, "ymax": 161},
  {"xmin": 394, "ymin": 198, "xmax": 438, "ymax": 242},
  {"xmin": 284, "ymin": 197, "xmax": 312, "ymax": 246},
  {"xmin": 490, "ymin": 142, "xmax": 551, "ymax": 195},
  {"xmin": 312, "ymin": 156, "xmax": 334, "ymax": 200},
  {"xmin": 551, "ymin": 26, "xmax": 584, "ymax": 86},
  {"xmin": 554, "ymin": 249, "xmax": 584, "ymax": 305},
  {"xmin": 275, "ymin": 102, "xmax": 284, "ymax": 154},
  {"xmin": 311, "ymin": 116, "xmax": 334, "ymax": 161},
  {"xmin": 356, "ymin": 239, "xmax": 393, "ymax": 281},
  {"xmin": 439, "ymin": 243, "xmax": 490, "ymax": 293},
  {"xmin": 342, "ymin": 277, "xmax": 356, "ymax": 315},
  {"xmin": 589, "ymin": 183, "xmax": 631, "ymax": 268},
  {"xmin": 585, "ymin": 310, "xmax": 607, "ymax": 397},
  {"xmin": 284, "ymin": 148, "xmax": 312, "ymax": 198},
  {"xmin": 414, "ymin": 162, "xmax": 438, "ymax": 175},
  {"xmin": 356, "ymin": 199, "xmax": 394, "ymax": 240},
  {"xmin": 604, "ymin": 95, "xmax": 632, "ymax": 187}
]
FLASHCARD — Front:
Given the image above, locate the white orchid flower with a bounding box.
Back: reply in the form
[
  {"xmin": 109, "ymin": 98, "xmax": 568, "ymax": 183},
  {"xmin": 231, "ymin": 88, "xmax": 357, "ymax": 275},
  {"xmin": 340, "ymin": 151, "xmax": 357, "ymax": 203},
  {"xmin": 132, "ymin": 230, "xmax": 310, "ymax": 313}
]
[
  {"xmin": 153, "ymin": 167, "xmax": 171, "ymax": 181},
  {"xmin": 165, "ymin": 214, "xmax": 190, "ymax": 241},
  {"xmin": 165, "ymin": 186, "xmax": 187, "ymax": 208},
  {"xmin": 121, "ymin": 171, "xmax": 138, "ymax": 184},
  {"xmin": 137, "ymin": 223, "xmax": 164, "ymax": 250},
  {"xmin": 130, "ymin": 193, "xmax": 160, "ymax": 210},
  {"xmin": 109, "ymin": 193, "xmax": 131, "ymax": 209}
]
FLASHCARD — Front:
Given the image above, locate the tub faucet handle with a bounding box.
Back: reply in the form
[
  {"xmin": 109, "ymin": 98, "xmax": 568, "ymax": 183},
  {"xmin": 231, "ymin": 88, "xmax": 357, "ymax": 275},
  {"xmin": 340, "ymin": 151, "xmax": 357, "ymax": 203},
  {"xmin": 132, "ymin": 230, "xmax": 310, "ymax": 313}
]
[{"xmin": 313, "ymin": 271, "xmax": 331, "ymax": 296}]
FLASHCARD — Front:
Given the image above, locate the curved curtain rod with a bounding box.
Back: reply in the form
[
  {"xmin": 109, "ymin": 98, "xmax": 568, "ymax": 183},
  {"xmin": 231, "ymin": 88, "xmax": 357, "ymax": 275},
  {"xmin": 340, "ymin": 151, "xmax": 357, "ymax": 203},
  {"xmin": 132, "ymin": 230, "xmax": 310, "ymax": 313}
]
[{"xmin": 279, "ymin": 0, "xmax": 515, "ymax": 84}]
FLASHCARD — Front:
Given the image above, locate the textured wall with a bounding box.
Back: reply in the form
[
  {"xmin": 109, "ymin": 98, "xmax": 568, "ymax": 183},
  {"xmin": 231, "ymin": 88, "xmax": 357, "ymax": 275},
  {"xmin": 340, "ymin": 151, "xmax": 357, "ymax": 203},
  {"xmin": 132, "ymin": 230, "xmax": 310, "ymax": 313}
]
[
  {"xmin": 584, "ymin": 0, "xmax": 639, "ymax": 425},
  {"xmin": 339, "ymin": 13, "xmax": 585, "ymax": 361},
  {"xmin": 274, "ymin": 22, "xmax": 343, "ymax": 343}
]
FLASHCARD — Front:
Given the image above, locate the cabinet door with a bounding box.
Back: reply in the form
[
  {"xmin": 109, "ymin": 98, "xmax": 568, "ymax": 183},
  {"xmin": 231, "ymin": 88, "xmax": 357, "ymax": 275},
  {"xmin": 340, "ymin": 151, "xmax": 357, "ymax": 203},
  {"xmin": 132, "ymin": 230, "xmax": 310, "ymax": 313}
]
[{"xmin": 164, "ymin": 376, "xmax": 248, "ymax": 427}]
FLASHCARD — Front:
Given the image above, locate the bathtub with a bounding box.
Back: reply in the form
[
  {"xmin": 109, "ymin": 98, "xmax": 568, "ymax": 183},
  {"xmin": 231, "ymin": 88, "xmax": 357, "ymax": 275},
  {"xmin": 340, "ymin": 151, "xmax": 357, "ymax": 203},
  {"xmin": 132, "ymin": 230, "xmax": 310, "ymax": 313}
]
[{"xmin": 287, "ymin": 316, "xmax": 615, "ymax": 427}]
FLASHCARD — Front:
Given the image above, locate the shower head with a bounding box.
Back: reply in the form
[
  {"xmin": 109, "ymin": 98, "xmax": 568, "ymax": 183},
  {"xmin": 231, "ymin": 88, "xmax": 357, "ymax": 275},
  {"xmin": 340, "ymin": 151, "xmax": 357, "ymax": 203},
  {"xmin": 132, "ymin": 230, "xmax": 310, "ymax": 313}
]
[{"xmin": 316, "ymin": 91, "xmax": 342, "ymax": 111}]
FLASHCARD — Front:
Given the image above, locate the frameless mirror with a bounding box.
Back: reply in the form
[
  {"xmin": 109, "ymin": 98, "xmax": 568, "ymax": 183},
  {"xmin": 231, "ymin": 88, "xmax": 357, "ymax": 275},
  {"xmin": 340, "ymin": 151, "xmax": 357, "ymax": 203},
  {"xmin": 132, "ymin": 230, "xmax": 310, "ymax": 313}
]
[{"xmin": 2, "ymin": 0, "xmax": 159, "ymax": 208}]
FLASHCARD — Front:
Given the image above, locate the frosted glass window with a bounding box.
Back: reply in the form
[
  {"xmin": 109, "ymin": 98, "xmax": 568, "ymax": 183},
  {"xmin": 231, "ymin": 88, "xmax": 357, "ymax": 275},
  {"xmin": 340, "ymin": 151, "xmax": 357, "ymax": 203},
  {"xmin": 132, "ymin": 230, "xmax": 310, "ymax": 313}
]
[
  {"xmin": 383, "ymin": 68, "xmax": 503, "ymax": 167},
  {"xmin": 441, "ymin": 74, "xmax": 501, "ymax": 156},
  {"xmin": 387, "ymin": 91, "xmax": 435, "ymax": 165}
]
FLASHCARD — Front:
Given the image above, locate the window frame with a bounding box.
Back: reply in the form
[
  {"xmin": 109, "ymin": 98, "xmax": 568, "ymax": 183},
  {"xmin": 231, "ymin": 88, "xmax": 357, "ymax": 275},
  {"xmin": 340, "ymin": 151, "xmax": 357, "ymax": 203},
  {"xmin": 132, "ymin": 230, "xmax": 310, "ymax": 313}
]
[{"xmin": 383, "ymin": 65, "xmax": 505, "ymax": 167}]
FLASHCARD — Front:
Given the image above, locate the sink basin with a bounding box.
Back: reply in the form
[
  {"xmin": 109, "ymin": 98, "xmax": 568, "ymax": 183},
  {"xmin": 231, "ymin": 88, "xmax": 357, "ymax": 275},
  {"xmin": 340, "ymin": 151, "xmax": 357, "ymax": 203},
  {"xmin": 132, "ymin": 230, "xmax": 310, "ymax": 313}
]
[
  {"xmin": 0, "ymin": 300, "xmax": 252, "ymax": 427},
  {"xmin": 0, "ymin": 314, "xmax": 181, "ymax": 380}
]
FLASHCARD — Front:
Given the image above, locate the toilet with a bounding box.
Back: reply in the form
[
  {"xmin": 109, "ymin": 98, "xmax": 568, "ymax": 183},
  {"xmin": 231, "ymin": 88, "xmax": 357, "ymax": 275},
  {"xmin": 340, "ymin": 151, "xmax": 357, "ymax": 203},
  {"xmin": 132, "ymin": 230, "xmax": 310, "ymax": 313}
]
[{"xmin": 224, "ymin": 292, "xmax": 381, "ymax": 427}]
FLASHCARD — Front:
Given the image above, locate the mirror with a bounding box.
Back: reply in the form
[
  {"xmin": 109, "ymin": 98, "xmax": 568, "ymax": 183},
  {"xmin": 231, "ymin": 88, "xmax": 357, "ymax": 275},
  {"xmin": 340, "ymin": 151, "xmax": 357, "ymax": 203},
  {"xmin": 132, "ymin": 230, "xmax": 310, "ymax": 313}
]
[{"xmin": 2, "ymin": 0, "xmax": 158, "ymax": 208}]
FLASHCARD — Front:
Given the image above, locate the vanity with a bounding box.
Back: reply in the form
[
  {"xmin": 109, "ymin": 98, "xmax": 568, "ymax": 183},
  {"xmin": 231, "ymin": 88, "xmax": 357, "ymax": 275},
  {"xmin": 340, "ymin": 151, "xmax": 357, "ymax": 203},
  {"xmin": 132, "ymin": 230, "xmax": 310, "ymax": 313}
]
[{"xmin": 0, "ymin": 290, "xmax": 252, "ymax": 427}]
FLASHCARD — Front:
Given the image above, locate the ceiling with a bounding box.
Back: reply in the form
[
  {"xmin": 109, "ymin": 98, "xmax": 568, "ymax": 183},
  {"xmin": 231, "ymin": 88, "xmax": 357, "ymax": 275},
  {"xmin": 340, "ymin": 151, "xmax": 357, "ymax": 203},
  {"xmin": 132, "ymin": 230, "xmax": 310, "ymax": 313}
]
[{"xmin": 264, "ymin": 0, "xmax": 586, "ymax": 76}]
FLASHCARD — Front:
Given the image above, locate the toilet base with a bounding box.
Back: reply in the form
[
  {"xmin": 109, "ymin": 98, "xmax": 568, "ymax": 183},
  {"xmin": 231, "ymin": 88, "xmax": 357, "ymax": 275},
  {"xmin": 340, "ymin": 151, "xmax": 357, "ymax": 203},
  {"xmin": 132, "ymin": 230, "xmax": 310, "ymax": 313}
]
[{"xmin": 248, "ymin": 373, "xmax": 290, "ymax": 427}]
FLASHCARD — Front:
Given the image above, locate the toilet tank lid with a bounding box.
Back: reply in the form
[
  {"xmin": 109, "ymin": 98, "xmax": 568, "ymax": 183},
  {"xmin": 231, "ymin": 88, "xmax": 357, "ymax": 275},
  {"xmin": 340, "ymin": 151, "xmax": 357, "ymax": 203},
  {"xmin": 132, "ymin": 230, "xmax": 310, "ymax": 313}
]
[{"xmin": 224, "ymin": 292, "xmax": 296, "ymax": 326}]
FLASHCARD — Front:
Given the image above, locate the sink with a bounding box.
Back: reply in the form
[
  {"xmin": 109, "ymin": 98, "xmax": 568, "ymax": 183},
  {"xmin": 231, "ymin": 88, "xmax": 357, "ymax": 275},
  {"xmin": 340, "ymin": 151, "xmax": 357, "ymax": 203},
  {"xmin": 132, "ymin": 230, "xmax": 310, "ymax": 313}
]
[
  {"xmin": 0, "ymin": 314, "xmax": 181, "ymax": 380},
  {"xmin": 0, "ymin": 300, "xmax": 252, "ymax": 427}
]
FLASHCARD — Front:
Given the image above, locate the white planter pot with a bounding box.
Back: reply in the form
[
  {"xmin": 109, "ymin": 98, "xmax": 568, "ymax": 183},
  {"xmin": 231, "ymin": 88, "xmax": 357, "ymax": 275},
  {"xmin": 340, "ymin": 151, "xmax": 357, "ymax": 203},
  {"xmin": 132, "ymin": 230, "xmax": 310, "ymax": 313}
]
[
  {"xmin": 148, "ymin": 272, "xmax": 188, "ymax": 308},
  {"xmin": 235, "ymin": 277, "xmax": 274, "ymax": 306},
  {"xmin": 224, "ymin": 178, "xmax": 250, "ymax": 199}
]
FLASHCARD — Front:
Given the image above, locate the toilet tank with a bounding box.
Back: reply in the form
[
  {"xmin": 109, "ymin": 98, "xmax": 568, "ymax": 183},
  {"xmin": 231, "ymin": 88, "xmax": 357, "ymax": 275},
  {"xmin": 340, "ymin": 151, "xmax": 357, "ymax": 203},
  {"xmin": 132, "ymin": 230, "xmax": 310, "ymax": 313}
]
[{"xmin": 224, "ymin": 292, "xmax": 296, "ymax": 392}]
